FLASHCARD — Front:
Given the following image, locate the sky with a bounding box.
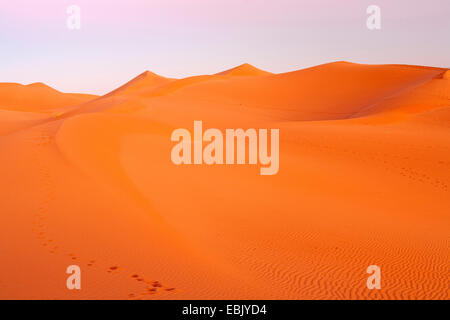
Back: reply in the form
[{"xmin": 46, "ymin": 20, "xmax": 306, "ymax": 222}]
[{"xmin": 0, "ymin": 0, "xmax": 449, "ymax": 95}]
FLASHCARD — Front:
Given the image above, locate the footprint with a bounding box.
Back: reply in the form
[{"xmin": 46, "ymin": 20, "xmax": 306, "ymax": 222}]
[{"xmin": 31, "ymin": 127, "xmax": 177, "ymax": 299}]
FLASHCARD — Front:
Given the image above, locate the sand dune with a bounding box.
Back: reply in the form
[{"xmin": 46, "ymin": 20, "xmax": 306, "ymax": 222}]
[
  {"xmin": 215, "ymin": 63, "xmax": 273, "ymax": 76},
  {"xmin": 104, "ymin": 71, "xmax": 175, "ymax": 97},
  {"xmin": 0, "ymin": 82, "xmax": 97, "ymax": 136},
  {"xmin": 0, "ymin": 62, "xmax": 448, "ymax": 299},
  {"xmin": 0, "ymin": 82, "xmax": 97, "ymax": 112},
  {"xmin": 161, "ymin": 62, "xmax": 445, "ymax": 121}
]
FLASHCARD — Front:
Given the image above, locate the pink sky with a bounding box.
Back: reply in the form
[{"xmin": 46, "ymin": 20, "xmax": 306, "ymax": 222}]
[{"xmin": 1, "ymin": 0, "xmax": 449, "ymax": 94}]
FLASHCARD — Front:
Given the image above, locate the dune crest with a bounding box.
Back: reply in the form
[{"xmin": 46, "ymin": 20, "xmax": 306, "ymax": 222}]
[
  {"xmin": 215, "ymin": 63, "xmax": 272, "ymax": 76},
  {"xmin": 104, "ymin": 70, "xmax": 174, "ymax": 97}
]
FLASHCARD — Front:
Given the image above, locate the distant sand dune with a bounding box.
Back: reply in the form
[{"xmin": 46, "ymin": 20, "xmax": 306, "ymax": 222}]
[
  {"xmin": 215, "ymin": 63, "xmax": 273, "ymax": 76},
  {"xmin": 0, "ymin": 82, "xmax": 97, "ymax": 112}
]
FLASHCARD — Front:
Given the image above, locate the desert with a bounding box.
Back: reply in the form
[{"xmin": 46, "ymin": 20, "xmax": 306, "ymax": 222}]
[{"xmin": 0, "ymin": 61, "xmax": 448, "ymax": 300}]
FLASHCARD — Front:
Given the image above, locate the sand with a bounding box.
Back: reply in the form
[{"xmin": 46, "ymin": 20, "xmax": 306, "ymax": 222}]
[{"xmin": 0, "ymin": 62, "xmax": 448, "ymax": 299}]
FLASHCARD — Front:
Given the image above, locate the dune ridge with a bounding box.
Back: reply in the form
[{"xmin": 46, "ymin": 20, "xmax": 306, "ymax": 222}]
[
  {"xmin": 215, "ymin": 63, "xmax": 273, "ymax": 76},
  {"xmin": 104, "ymin": 71, "xmax": 174, "ymax": 97}
]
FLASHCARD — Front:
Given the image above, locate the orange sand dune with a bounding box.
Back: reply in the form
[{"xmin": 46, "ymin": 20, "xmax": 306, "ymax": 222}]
[
  {"xmin": 215, "ymin": 63, "xmax": 273, "ymax": 76},
  {"xmin": 132, "ymin": 62, "xmax": 446, "ymax": 123},
  {"xmin": 0, "ymin": 62, "xmax": 448, "ymax": 300},
  {"xmin": 0, "ymin": 82, "xmax": 97, "ymax": 112},
  {"xmin": 0, "ymin": 82, "xmax": 97, "ymax": 136},
  {"xmin": 104, "ymin": 71, "xmax": 175, "ymax": 97}
]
